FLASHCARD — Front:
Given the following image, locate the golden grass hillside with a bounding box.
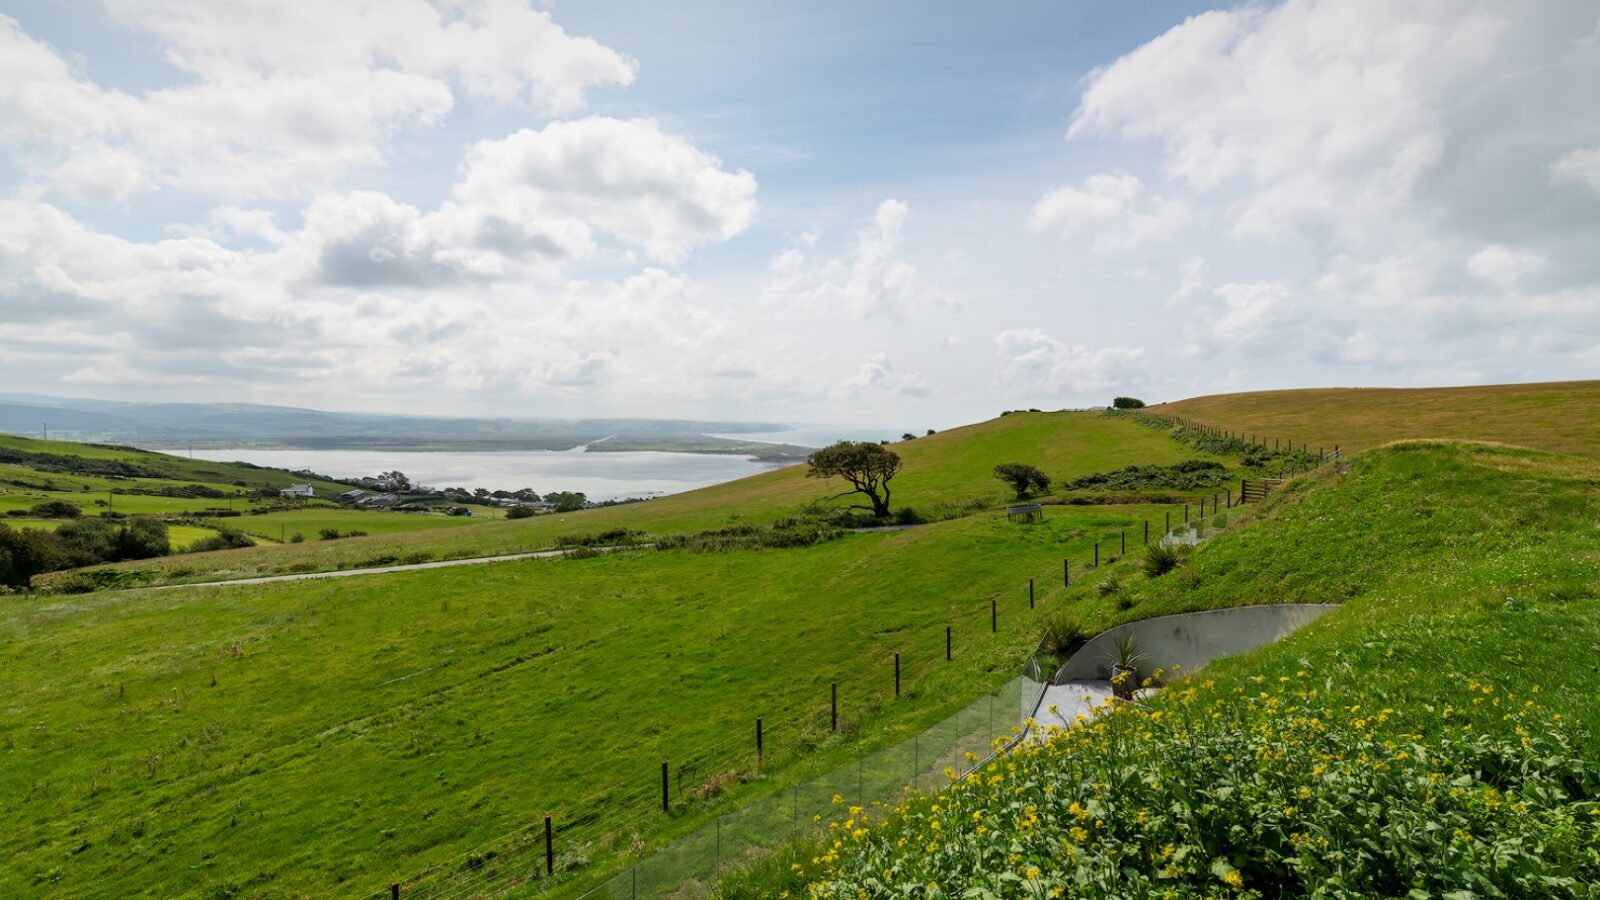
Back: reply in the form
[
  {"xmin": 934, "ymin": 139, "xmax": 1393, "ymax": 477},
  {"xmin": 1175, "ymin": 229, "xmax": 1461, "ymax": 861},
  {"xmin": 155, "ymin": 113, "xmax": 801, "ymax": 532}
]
[{"xmin": 1157, "ymin": 379, "xmax": 1600, "ymax": 458}]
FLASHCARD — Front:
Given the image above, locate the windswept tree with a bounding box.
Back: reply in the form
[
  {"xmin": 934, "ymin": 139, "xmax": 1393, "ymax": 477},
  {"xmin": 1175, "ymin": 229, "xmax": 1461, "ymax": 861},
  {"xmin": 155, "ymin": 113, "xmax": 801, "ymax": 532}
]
[
  {"xmin": 1112, "ymin": 396, "xmax": 1146, "ymax": 409},
  {"xmin": 807, "ymin": 441, "xmax": 902, "ymax": 517},
  {"xmin": 994, "ymin": 462, "xmax": 1052, "ymax": 499}
]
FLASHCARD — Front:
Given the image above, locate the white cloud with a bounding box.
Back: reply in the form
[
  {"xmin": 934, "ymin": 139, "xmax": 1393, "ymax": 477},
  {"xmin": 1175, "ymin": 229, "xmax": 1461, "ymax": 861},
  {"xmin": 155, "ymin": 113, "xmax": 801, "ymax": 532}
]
[
  {"xmin": 766, "ymin": 199, "xmax": 931, "ymax": 318},
  {"xmin": 0, "ymin": 3, "xmax": 637, "ymax": 201},
  {"xmin": 994, "ymin": 329, "xmax": 1146, "ymax": 399},
  {"xmin": 440, "ymin": 118, "xmax": 757, "ymax": 266},
  {"xmin": 1551, "ymin": 146, "xmax": 1600, "ymax": 195},
  {"xmin": 1031, "ymin": 172, "xmax": 1188, "ymax": 251},
  {"xmin": 837, "ymin": 354, "xmax": 930, "ymax": 398},
  {"xmin": 1466, "ymin": 244, "xmax": 1545, "ymax": 288},
  {"xmin": 1069, "ymin": 1, "xmax": 1509, "ymax": 238}
]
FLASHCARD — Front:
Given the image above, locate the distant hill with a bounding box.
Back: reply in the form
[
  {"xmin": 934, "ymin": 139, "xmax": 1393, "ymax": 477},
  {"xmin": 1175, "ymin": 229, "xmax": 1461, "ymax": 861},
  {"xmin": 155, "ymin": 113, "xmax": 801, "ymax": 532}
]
[
  {"xmin": 1157, "ymin": 380, "xmax": 1600, "ymax": 458},
  {"xmin": 0, "ymin": 394, "xmax": 803, "ymax": 455}
]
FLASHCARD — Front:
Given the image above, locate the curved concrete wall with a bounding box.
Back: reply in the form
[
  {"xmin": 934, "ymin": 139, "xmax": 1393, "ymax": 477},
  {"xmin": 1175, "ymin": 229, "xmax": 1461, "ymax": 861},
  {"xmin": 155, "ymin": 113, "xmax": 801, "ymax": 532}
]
[{"xmin": 1054, "ymin": 603, "xmax": 1339, "ymax": 684}]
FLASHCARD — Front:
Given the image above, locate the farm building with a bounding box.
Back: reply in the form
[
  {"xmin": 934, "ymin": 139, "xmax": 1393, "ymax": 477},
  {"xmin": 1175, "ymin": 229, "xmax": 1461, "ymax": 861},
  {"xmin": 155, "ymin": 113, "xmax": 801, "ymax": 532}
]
[{"xmin": 280, "ymin": 484, "xmax": 315, "ymax": 498}]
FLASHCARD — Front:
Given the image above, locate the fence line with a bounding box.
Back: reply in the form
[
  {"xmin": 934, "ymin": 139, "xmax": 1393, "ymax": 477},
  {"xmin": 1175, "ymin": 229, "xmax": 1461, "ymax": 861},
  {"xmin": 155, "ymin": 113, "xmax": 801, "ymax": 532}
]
[{"xmin": 379, "ymin": 412, "xmax": 1344, "ymax": 900}]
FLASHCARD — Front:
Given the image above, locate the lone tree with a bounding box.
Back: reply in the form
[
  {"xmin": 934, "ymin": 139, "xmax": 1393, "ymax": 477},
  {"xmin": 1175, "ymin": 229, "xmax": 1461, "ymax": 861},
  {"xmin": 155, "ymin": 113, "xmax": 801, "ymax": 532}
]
[
  {"xmin": 807, "ymin": 441, "xmax": 902, "ymax": 517},
  {"xmin": 1112, "ymin": 396, "xmax": 1146, "ymax": 409},
  {"xmin": 994, "ymin": 463, "xmax": 1052, "ymax": 499}
]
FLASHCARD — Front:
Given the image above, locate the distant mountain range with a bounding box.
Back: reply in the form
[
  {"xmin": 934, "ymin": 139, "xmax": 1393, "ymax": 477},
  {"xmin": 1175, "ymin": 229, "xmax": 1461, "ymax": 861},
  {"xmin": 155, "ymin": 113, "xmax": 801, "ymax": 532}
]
[{"xmin": 0, "ymin": 394, "xmax": 815, "ymax": 458}]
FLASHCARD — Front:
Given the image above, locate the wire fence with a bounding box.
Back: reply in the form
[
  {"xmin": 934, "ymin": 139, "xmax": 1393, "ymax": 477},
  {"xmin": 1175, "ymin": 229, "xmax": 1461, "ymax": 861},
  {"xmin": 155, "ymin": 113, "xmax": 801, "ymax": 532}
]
[
  {"xmin": 570, "ymin": 646, "xmax": 1052, "ymax": 899},
  {"xmin": 372, "ymin": 413, "xmax": 1347, "ymax": 900}
]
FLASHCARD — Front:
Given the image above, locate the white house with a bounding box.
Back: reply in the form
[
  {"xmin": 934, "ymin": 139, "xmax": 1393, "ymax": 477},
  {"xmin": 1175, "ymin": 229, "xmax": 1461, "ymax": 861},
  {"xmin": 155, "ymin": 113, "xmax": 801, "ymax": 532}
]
[{"xmin": 281, "ymin": 484, "xmax": 315, "ymax": 498}]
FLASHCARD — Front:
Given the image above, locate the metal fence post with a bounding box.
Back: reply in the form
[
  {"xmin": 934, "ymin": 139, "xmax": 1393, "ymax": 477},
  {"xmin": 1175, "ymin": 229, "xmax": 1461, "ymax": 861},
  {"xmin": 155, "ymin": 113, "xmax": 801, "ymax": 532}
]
[
  {"xmin": 1028, "ymin": 578, "xmax": 1034, "ymax": 609},
  {"xmin": 756, "ymin": 717, "xmax": 763, "ymax": 765},
  {"xmin": 390, "ymin": 884, "xmax": 399, "ymax": 900},
  {"xmin": 544, "ymin": 815, "xmax": 554, "ymax": 877},
  {"xmin": 946, "ymin": 625, "xmax": 951, "ymax": 661},
  {"xmin": 990, "ymin": 599, "xmax": 996, "ymax": 632},
  {"xmin": 661, "ymin": 760, "xmax": 669, "ymax": 812},
  {"xmin": 894, "ymin": 653, "xmax": 900, "ymax": 697},
  {"xmin": 831, "ymin": 683, "xmax": 838, "ymax": 732}
]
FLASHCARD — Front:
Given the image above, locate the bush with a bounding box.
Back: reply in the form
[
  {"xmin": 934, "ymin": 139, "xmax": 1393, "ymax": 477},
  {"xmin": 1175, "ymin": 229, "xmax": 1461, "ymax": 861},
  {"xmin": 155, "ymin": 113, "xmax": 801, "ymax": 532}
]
[
  {"xmin": 505, "ymin": 505, "xmax": 535, "ymax": 519},
  {"xmin": 189, "ymin": 529, "xmax": 255, "ymax": 552},
  {"xmin": 1067, "ymin": 460, "xmax": 1228, "ymax": 492},
  {"xmin": 553, "ymin": 528, "xmax": 643, "ymax": 549},
  {"xmin": 28, "ymin": 500, "xmax": 82, "ymax": 519},
  {"xmin": 1142, "ymin": 541, "xmax": 1188, "ymax": 577},
  {"xmin": 318, "ymin": 528, "xmax": 341, "ymax": 540},
  {"xmin": 655, "ymin": 522, "xmax": 844, "ymax": 553},
  {"xmin": 289, "ymin": 532, "xmax": 304, "ymax": 543},
  {"xmin": 1111, "ymin": 396, "xmax": 1146, "ymax": 409}
]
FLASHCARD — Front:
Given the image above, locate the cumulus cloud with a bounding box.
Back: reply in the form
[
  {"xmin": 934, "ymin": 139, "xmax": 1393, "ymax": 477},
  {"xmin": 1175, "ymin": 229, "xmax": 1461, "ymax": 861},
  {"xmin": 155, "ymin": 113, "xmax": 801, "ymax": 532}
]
[
  {"xmin": 1551, "ymin": 147, "xmax": 1600, "ymax": 195},
  {"xmin": 994, "ymin": 329, "xmax": 1147, "ymax": 399},
  {"xmin": 1466, "ymin": 244, "xmax": 1545, "ymax": 288},
  {"xmin": 766, "ymin": 199, "xmax": 933, "ymax": 318},
  {"xmin": 837, "ymin": 354, "xmax": 930, "ymax": 399},
  {"xmin": 0, "ymin": 2, "xmax": 636, "ymax": 200},
  {"xmin": 1058, "ymin": 0, "xmax": 1600, "ymax": 385},
  {"xmin": 1031, "ymin": 172, "xmax": 1188, "ymax": 251}
]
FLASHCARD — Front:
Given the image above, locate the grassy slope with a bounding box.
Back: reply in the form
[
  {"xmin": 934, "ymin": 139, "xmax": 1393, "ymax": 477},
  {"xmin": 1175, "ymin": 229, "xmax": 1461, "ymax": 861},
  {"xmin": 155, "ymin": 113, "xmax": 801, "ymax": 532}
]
[
  {"xmin": 38, "ymin": 411, "xmax": 1217, "ymax": 588},
  {"xmin": 0, "ymin": 433, "xmax": 354, "ymax": 494},
  {"xmin": 1157, "ymin": 379, "xmax": 1600, "ymax": 458},
  {"xmin": 733, "ymin": 442, "xmax": 1600, "ymax": 896},
  {"xmin": 0, "ymin": 504, "xmax": 1173, "ymax": 899}
]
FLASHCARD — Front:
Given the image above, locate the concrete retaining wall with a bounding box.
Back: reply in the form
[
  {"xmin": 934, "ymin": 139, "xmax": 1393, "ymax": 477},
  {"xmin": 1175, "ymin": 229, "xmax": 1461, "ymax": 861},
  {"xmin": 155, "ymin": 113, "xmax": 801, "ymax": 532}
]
[{"xmin": 1054, "ymin": 603, "xmax": 1339, "ymax": 684}]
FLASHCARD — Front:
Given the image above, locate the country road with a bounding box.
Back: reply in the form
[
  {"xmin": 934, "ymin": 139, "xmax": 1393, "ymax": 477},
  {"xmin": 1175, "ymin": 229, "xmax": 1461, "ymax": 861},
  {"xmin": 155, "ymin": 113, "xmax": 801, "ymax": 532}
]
[{"xmin": 146, "ymin": 545, "xmax": 642, "ymax": 591}]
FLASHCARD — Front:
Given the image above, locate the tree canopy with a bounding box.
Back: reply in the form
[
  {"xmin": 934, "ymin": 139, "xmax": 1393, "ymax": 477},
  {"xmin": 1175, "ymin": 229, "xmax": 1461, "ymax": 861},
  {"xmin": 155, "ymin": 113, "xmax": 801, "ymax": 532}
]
[
  {"xmin": 1112, "ymin": 396, "xmax": 1146, "ymax": 409},
  {"xmin": 807, "ymin": 441, "xmax": 902, "ymax": 517},
  {"xmin": 993, "ymin": 463, "xmax": 1052, "ymax": 499}
]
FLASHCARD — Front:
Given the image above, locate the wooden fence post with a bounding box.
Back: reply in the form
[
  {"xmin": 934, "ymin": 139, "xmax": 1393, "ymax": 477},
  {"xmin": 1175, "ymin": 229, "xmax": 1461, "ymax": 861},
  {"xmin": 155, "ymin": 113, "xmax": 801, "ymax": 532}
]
[
  {"xmin": 661, "ymin": 760, "xmax": 669, "ymax": 812},
  {"xmin": 545, "ymin": 815, "xmax": 554, "ymax": 876},
  {"xmin": 831, "ymin": 683, "xmax": 838, "ymax": 732},
  {"xmin": 894, "ymin": 653, "xmax": 901, "ymax": 697},
  {"xmin": 946, "ymin": 625, "xmax": 951, "ymax": 661},
  {"xmin": 757, "ymin": 718, "xmax": 763, "ymax": 764},
  {"xmin": 991, "ymin": 599, "xmax": 997, "ymax": 632},
  {"xmin": 1094, "ymin": 542, "xmax": 1099, "ymax": 568},
  {"xmin": 1143, "ymin": 520, "xmax": 1149, "ymax": 545},
  {"xmin": 391, "ymin": 884, "xmax": 400, "ymax": 900}
]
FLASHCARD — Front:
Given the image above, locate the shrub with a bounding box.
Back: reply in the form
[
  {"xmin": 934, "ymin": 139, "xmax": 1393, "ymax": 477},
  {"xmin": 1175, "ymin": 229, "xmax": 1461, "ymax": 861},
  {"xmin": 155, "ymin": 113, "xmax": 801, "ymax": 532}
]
[
  {"xmin": 189, "ymin": 529, "xmax": 255, "ymax": 552},
  {"xmin": 1142, "ymin": 541, "xmax": 1187, "ymax": 577},
  {"xmin": 289, "ymin": 532, "xmax": 304, "ymax": 543},
  {"xmin": 505, "ymin": 505, "xmax": 535, "ymax": 519},
  {"xmin": 1037, "ymin": 608, "xmax": 1087, "ymax": 658},
  {"xmin": 28, "ymin": 500, "xmax": 82, "ymax": 519},
  {"xmin": 1111, "ymin": 396, "xmax": 1146, "ymax": 409},
  {"xmin": 554, "ymin": 528, "xmax": 643, "ymax": 549},
  {"xmin": 318, "ymin": 528, "xmax": 341, "ymax": 540}
]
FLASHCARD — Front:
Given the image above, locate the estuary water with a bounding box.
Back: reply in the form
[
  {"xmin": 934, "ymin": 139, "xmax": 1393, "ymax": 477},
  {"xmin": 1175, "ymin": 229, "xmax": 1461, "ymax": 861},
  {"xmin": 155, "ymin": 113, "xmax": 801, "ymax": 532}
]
[{"xmin": 188, "ymin": 446, "xmax": 792, "ymax": 501}]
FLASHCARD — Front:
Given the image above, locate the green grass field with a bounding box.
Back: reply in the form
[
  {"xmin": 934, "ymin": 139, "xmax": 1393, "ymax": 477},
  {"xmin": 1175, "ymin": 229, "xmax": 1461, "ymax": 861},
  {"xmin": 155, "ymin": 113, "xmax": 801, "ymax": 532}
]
[
  {"xmin": 0, "ymin": 504, "xmax": 1174, "ymax": 898},
  {"xmin": 35, "ymin": 411, "xmax": 1224, "ymax": 589},
  {"xmin": 729, "ymin": 442, "xmax": 1600, "ymax": 897},
  {"xmin": 1158, "ymin": 379, "xmax": 1600, "ymax": 458},
  {"xmin": 7, "ymin": 390, "xmax": 1600, "ymax": 898}
]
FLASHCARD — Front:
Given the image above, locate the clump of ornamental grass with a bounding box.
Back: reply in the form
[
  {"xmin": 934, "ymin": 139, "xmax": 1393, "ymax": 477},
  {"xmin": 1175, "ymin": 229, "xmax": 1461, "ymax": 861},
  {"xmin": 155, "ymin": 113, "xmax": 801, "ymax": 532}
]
[{"xmin": 1142, "ymin": 541, "xmax": 1188, "ymax": 577}]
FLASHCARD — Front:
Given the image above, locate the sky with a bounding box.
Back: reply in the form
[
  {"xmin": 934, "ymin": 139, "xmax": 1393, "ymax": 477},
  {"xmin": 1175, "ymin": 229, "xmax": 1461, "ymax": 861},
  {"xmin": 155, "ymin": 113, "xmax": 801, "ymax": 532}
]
[{"xmin": 2, "ymin": 0, "xmax": 1598, "ymax": 428}]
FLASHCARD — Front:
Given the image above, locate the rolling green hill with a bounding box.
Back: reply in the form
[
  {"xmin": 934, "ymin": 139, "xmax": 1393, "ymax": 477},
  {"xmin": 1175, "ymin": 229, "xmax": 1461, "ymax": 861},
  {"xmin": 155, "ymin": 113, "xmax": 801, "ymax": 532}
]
[
  {"xmin": 35, "ymin": 410, "xmax": 1225, "ymax": 589},
  {"xmin": 7, "ymin": 390, "xmax": 1599, "ymax": 899},
  {"xmin": 1156, "ymin": 379, "xmax": 1600, "ymax": 458},
  {"xmin": 729, "ymin": 441, "xmax": 1600, "ymax": 897}
]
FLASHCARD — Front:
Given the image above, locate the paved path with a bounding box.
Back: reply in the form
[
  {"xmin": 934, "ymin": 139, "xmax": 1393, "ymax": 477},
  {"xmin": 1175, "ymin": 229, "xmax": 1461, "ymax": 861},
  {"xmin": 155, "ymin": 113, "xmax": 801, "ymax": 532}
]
[
  {"xmin": 1032, "ymin": 680, "xmax": 1115, "ymax": 731},
  {"xmin": 148, "ymin": 545, "xmax": 641, "ymax": 591}
]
